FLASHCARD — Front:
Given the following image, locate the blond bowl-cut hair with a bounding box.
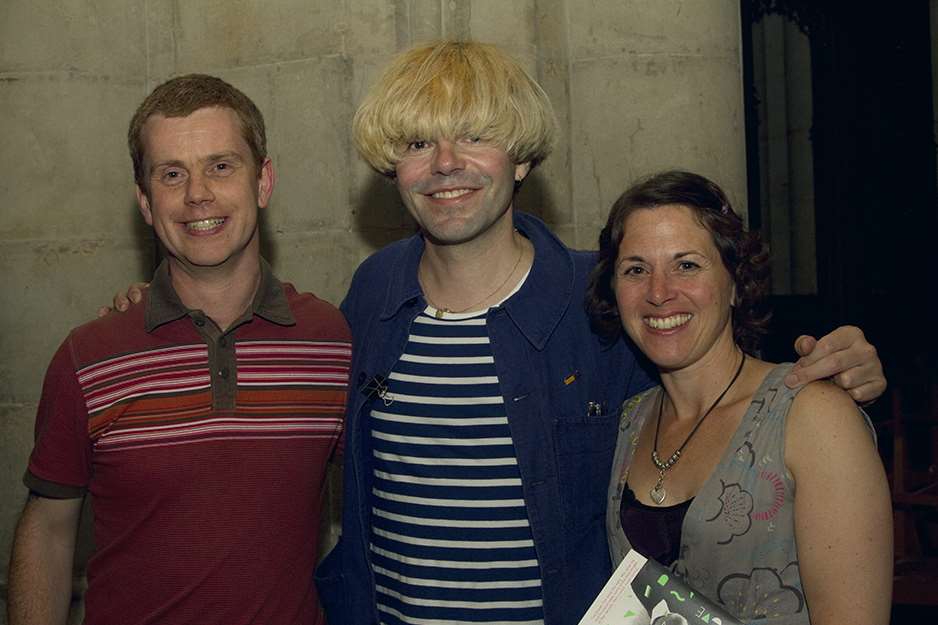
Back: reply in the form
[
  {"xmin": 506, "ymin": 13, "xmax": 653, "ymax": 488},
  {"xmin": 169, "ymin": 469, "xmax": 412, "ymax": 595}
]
[{"xmin": 353, "ymin": 41, "xmax": 557, "ymax": 176}]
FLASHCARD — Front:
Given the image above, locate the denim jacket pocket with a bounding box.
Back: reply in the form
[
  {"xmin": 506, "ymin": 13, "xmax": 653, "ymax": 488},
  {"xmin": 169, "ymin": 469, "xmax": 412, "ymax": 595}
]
[{"xmin": 554, "ymin": 413, "xmax": 619, "ymax": 531}]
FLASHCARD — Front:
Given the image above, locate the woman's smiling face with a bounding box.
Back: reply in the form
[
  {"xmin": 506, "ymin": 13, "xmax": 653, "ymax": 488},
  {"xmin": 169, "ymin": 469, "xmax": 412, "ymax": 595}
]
[{"xmin": 613, "ymin": 204, "xmax": 737, "ymax": 372}]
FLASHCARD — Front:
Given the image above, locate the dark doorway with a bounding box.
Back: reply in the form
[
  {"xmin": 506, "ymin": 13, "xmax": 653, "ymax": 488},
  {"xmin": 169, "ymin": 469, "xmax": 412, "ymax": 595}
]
[
  {"xmin": 741, "ymin": 1, "xmax": 937, "ymax": 401},
  {"xmin": 742, "ymin": 3, "xmax": 938, "ymax": 621}
]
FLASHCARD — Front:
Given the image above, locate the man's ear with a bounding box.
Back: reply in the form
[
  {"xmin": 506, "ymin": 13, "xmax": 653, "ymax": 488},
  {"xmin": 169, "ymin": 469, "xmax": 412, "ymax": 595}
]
[
  {"xmin": 257, "ymin": 157, "xmax": 275, "ymax": 209},
  {"xmin": 135, "ymin": 184, "xmax": 153, "ymax": 226},
  {"xmin": 514, "ymin": 161, "xmax": 532, "ymax": 183}
]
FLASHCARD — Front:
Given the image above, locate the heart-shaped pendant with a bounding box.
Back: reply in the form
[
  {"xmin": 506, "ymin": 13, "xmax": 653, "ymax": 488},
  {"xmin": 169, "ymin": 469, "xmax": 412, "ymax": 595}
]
[{"xmin": 650, "ymin": 485, "xmax": 666, "ymax": 505}]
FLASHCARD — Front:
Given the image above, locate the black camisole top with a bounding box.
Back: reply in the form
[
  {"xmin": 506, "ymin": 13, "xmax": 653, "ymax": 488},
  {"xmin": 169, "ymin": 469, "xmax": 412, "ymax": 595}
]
[{"xmin": 619, "ymin": 484, "xmax": 693, "ymax": 567}]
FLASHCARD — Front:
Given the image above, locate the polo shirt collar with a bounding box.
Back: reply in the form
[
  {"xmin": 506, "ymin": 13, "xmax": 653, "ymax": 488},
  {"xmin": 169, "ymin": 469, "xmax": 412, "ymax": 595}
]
[{"xmin": 144, "ymin": 258, "xmax": 295, "ymax": 332}]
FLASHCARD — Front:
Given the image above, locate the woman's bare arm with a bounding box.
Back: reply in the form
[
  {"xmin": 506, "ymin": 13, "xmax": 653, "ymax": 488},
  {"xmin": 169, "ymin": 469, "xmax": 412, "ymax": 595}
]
[{"xmin": 786, "ymin": 381, "xmax": 893, "ymax": 625}]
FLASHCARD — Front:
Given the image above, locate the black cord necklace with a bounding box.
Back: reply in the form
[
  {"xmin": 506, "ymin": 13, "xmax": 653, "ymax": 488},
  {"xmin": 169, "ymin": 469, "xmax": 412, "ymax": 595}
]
[{"xmin": 649, "ymin": 352, "xmax": 746, "ymax": 505}]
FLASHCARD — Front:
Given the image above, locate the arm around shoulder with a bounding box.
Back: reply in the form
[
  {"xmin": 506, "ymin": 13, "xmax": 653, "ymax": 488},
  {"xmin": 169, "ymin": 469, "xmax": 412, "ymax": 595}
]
[
  {"xmin": 7, "ymin": 494, "xmax": 83, "ymax": 625},
  {"xmin": 785, "ymin": 382, "xmax": 893, "ymax": 625}
]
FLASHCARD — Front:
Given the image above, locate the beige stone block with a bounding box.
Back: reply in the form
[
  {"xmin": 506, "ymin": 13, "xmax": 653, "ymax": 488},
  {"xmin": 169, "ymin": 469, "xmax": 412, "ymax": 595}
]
[
  {"xmin": 0, "ymin": 238, "xmax": 155, "ymax": 404},
  {"xmin": 577, "ymin": 223, "xmax": 604, "ymax": 253},
  {"xmin": 567, "ymin": 0, "xmax": 740, "ymax": 60},
  {"xmin": 143, "ymin": 0, "xmax": 177, "ymax": 84},
  {"xmin": 466, "ymin": 1, "xmax": 536, "ymax": 53},
  {"xmin": 0, "ymin": 1, "xmax": 145, "ymax": 75},
  {"xmin": 268, "ymin": 59, "xmax": 354, "ymax": 233},
  {"xmin": 523, "ymin": 136, "xmax": 572, "ymax": 226},
  {"xmin": 392, "ymin": 0, "xmax": 444, "ymax": 45},
  {"xmin": 349, "ymin": 57, "xmax": 388, "ymax": 110},
  {"xmin": 264, "ymin": 229, "xmax": 367, "ymax": 307},
  {"xmin": 548, "ymin": 223, "xmax": 579, "ymax": 251},
  {"xmin": 532, "ymin": 7, "xmax": 574, "ymax": 227},
  {"xmin": 354, "ymin": 224, "xmax": 419, "ymax": 257},
  {"xmin": 0, "ymin": 74, "xmax": 146, "ymax": 241},
  {"xmin": 346, "ymin": 0, "xmax": 399, "ymax": 57},
  {"xmin": 147, "ymin": 0, "xmax": 396, "ymax": 77},
  {"xmin": 515, "ymin": 167, "xmax": 567, "ymax": 226},
  {"xmin": 350, "ymin": 165, "xmax": 415, "ymax": 232},
  {"xmin": 167, "ymin": 0, "xmax": 348, "ymax": 73},
  {"xmin": 570, "ymin": 54, "xmax": 747, "ymax": 232}
]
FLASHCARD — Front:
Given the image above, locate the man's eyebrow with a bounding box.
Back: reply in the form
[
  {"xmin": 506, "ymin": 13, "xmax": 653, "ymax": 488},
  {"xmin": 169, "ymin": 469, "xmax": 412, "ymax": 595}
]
[
  {"xmin": 150, "ymin": 159, "xmax": 185, "ymax": 171},
  {"xmin": 204, "ymin": 151, "xmax": 245, "ymax": 163},
  {"xmin": 150, "ymin": 152, "xmax": 245, "ymax": 171}
]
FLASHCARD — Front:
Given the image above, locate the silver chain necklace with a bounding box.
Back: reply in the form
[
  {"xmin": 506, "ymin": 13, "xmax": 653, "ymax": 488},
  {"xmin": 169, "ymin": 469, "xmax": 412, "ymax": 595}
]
[
  {"xmin": 420, "ymin": 235, "xmax": 524, "ymax": 319},
  {"xmin": 649, "ymin": 352, "xmax": 746, "ymax": 505}
]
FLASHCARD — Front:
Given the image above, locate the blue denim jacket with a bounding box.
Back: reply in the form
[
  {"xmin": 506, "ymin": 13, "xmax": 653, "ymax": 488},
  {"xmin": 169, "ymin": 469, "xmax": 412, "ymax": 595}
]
[{"xmin": 316, "ymin": 212, "xmax": 655, "ymax": 625}]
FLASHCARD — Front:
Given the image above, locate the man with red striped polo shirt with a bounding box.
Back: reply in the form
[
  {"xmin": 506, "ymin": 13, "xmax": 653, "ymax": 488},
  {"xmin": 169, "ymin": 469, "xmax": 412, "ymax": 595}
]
[{"xmin": 7, "ymin": 75, "xmax": 351, "ymax": 625}]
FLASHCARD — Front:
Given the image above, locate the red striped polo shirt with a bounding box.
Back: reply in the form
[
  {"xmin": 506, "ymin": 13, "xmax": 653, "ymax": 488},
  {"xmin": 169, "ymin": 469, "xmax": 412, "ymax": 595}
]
[{"xmin": 25, "ymin": 260, "xmax": 351, "ymax": 625}]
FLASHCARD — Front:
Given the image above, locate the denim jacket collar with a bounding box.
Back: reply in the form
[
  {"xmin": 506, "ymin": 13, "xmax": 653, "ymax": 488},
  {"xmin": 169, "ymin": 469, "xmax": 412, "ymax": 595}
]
[{"xmin": 377, "ymin": 211, "xmax": 575, "ymax": 351}]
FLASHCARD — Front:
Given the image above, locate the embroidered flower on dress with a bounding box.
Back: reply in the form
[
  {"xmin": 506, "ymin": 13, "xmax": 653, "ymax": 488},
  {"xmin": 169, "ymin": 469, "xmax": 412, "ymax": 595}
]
[
  {"xmin": 716, "ymin": 565, "xmax": 804, "ymax": 619},
  {"xmin": 705, "ymin": 480, "xmax": 753, "ymax": 544}
]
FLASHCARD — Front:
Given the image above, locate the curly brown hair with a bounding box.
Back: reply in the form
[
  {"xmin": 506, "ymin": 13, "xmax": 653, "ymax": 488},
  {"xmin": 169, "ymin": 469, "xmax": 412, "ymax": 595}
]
[{"xmin": 586, "ymin": 170, "xmax": 771, "ymax": 354}]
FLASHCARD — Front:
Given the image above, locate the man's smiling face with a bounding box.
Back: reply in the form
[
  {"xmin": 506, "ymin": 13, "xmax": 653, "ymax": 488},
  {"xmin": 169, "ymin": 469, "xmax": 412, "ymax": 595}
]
[
  {"xmin": 135, "ymin": 106, "xmax": 273, "ymax": 274},
  {"xmin": 393, "ymin": 135, "xmax": 530, "ymax": 247}
]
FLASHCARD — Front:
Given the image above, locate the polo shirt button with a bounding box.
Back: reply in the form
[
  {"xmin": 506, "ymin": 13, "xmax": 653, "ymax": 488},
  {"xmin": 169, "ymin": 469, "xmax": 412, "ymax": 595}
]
[
  {"xmin": 218, "ymin": 367, "xmax": 230, "ymax": 379},
  {"xmin": 219, "ymin": 337, "xmax": 227, "ymax": 348},
  {"xmin": 194, "ymin": 317, "xmax": 205, "ymax": 327}
]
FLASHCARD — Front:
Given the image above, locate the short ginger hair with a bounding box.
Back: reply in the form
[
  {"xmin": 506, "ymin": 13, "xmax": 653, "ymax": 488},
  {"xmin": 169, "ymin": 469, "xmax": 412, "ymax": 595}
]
[{"xmin": 128, "ymin": 74, "xmax": 267, "ymax": 189}]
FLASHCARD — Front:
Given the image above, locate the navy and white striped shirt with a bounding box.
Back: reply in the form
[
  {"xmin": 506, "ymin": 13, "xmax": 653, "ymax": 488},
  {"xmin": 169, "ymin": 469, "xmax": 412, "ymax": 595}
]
[{"xmin": 369, "ymin": 305, "xmax": 545, "ymax": 625}]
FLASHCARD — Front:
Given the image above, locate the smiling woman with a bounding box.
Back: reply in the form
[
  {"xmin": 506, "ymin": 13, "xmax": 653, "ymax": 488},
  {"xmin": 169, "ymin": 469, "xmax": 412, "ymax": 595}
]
[
  {"xmin": 610, "ymin": 203, "xmax": 738, "ymax": 373},
  {"xmin": 588, "ymin": 170, "xmax": 769, "ymax": 355},
  {"xmin": 586, "ymin": 170, "xmax": 893, "ymax": 625}
]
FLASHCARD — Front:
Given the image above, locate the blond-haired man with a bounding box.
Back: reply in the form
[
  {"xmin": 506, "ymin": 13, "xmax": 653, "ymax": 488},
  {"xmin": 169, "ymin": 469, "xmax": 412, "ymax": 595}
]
[{"xmin": 316, "ymin": 41, "xmax": 885, "ymax": 625}]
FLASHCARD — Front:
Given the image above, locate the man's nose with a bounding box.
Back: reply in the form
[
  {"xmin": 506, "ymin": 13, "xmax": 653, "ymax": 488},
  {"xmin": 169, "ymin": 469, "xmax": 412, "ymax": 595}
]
[
  {"xmin": 431, "ymin": 139, "xmax": 465, "ymax": 175},
  {"xmin": 185, "ymin": 172, "xmax": 215, "ymax": 206}
]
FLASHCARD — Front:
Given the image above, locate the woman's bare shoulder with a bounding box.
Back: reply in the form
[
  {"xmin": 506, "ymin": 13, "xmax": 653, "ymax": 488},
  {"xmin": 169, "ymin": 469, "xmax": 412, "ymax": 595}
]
[{"xmin": 785, "ymin": 379, "xmax": 876, "ymax": 467}]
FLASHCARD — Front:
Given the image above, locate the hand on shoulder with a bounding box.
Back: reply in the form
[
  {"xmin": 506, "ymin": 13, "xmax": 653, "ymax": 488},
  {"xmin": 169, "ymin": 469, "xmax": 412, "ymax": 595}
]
[
  {"xmin": 785, "ymin": 325, "xmax": 885, "ymax": 404},
  {"xmin": 96, "ymin": 282, "xmax": 149, "ymax": 318}
]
